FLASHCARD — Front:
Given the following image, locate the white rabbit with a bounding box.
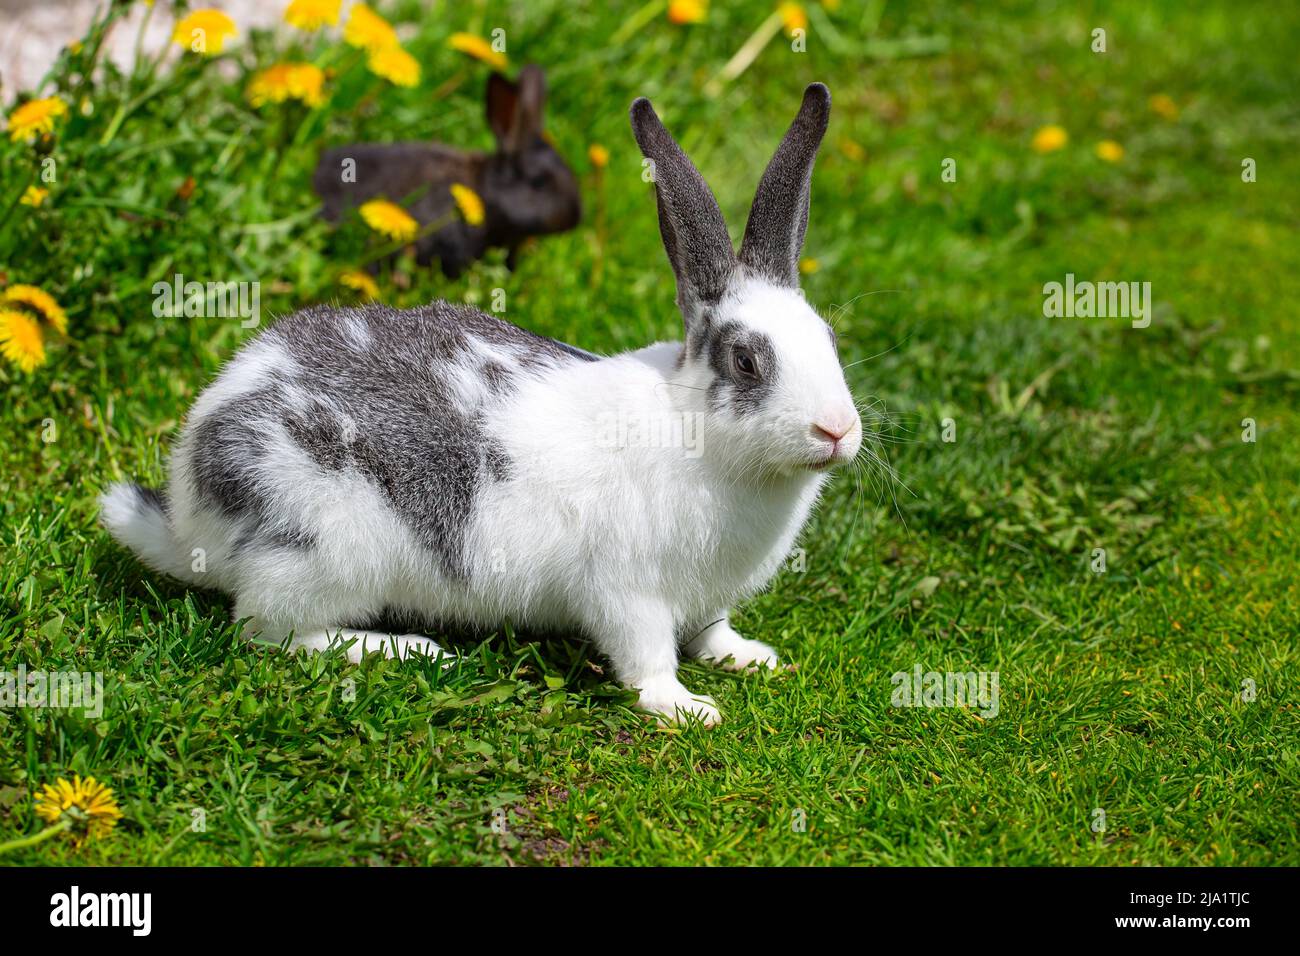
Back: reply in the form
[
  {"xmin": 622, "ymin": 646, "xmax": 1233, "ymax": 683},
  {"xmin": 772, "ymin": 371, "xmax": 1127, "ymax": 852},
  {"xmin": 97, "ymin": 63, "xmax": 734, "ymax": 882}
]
[{"xmin": 100, "ymin": 83, "xmax": 861, "ymax": 726}]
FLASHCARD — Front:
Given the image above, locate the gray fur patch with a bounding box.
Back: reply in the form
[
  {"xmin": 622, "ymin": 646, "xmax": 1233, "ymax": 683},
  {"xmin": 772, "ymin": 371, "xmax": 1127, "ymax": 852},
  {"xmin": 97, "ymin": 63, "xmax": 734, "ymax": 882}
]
[
  {"xmin": 190, "ymin": 390, "xmax": 318, "ymax": 552},
  {"xmin": 190, "ymin": 302, "xmax": 591, "ymax": 578},
  {"xmin": 134, "ymin": 483, "xmax": 169, "ymax": 516},
  {"xmin": 230, "ymin": 522, "xmax": 316, "ymax": 558},
  {"xmin": 704, "ymin": 320, "xmax": 777, "ymax": 415},
  {"xmin": 190, "ymin": 389, "xmax": 281, "ymax": 520}
]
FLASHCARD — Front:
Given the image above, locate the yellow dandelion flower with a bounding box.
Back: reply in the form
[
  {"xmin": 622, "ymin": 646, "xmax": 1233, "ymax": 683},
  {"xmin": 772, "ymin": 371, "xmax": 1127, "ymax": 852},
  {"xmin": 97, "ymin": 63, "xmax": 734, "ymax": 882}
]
[
  {"xmin": 173, "ymin": 9, "xmax": 237, "ymax": 55},
  {"xmin": 6, "ymin": 96, "xmax": 68, "ymax": 142},
  {"xmin": 1095, "ymin": 140, "xmax": 1124, "ymax": 163},
  {"xmin": 246, "ymin": 65, "xmax": 291, "ymax": 107},
  {"xmin": 287, "ymin": 64, "xmax": 327, "ymax": 105},
  {"xmin": 34, "ymin": 775, "xmax": 123, "ymax": 843},
  {"xmin": 0, "ymin": 309, "xmax": 46, "ymax": 373},
  {"xmin": 367, "ymin": 44, "xmax": 420, "ymax": 87},
  {"xmin": 344, "ymin": 3, "xmax": 397, "ymax": 52},
  {"xmin": 587, "ymin": 143, "xmax": 609, "ymax": 169},
  {"xmin": 1149, "ymin": 93, "xmax": 1179, "ymax": 121},
  {"xmin": 339, "ymin": 269, "xmax": 380, "ymax": 299},
  {"xmin": 668, "ymin": 0, "xmax": 708, "ymax": 25},
  {"xmin": 821, "ymin": 0, "xmax": 841, "ymax": 10},
  {"xmin": 284, "ymin": 0, "xmax": 340, "ymax": 31},
  {"xmin": 1031, "ymin": 124, "xmax": 1068, "ymax": 153},
  {"xmin": 247, "ymin": 63, "xmax": 326, "ymax": 108},
  {"xmin": 799, "ymin": 257, "xmax": 820, "ymax": 275},
  {"xmin": 447, "ymin": 32, "xmax": 508, "ymax": 71},
  {"xmin": 838, "ymin": 138, "xmax": 866, "ymax": 162},
  {"xmin": 3, "ymin": 284, "xmax": 68, "ymax": 334},
  {"xmin": 360, "ymin": 199, "xmax": 419, "ymax": 242},
  {"xmin": 21, "ymin": 185, "xmax": 49, "ymax": 207},
  {"xmin": 450, "ymin": 183, "xmax": 485, "ymax": 226},
  {"xmin": 779, "ymin": 2, "xmax": 808, "ymax": 36}
]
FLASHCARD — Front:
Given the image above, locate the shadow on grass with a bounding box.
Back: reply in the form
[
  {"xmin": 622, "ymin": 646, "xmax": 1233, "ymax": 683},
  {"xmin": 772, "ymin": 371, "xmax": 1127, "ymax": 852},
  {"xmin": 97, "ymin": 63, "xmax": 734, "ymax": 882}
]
[{"xmin": 87, "ymin": 539, "xmax": 629, "ymax": 706}]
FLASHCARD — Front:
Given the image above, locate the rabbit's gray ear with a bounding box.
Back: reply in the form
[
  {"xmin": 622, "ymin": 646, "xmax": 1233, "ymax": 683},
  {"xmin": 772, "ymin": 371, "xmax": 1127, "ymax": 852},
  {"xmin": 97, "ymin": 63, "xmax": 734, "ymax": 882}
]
[
  {"xmin": 738, "ymin": 83, "xmax": 831, "ymax": 287},
  {"xmin": 486, "ymin": 72, "xmax": 525, "ymax": 153},
  {"xmin": 630, "ymin": 97, "xmax": 736, "ymax": 323},
  {"xmin": 516, "ymin": 65, "xmax": 546, "ymax": 137}
]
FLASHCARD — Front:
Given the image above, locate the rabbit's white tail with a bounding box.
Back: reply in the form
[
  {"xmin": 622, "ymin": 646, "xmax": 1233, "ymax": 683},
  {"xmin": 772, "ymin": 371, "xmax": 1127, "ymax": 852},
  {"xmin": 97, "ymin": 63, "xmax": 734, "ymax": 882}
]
[{"xmin": 100, "ymin": 482, "xmax": 202, "ymax": 585}]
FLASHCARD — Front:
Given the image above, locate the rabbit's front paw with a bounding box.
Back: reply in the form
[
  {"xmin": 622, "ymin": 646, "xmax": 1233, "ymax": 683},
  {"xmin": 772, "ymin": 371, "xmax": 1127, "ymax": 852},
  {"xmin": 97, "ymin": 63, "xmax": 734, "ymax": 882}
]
[
  {"xmin": 686, "ymin": 624, "xmax": 780, "ymax": 672},
  {"xmin": 634, "ymin": 676, "xmax": 721, "ymax": 727}
]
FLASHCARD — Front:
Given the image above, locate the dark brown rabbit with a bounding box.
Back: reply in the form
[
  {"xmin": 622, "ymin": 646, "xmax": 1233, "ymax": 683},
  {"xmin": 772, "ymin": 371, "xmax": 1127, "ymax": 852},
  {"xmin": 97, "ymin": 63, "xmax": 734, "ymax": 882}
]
[{"xmin": 313, "ymin": 65, "xmax": 581, "ymax": 278}]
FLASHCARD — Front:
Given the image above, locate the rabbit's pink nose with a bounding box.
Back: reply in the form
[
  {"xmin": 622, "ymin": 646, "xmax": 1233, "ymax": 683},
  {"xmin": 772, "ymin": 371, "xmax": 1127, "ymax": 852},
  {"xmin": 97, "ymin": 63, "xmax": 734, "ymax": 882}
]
[{"xmin": 811, "ymin": 409, "xmax": 857, "ymax": 444}]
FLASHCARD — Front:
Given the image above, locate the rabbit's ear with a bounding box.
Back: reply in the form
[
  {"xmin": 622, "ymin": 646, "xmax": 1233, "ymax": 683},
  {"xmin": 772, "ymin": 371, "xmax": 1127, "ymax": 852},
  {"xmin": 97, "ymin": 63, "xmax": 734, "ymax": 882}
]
[
  {"xmin": 486, "ymin": 72, "xmax": 525, "ymax": 153},
  {"xmin": 630, "ymin": 97, "xmax": 736, "ymax": 322},
  {"xmin": 516, "ymin": 65, "xmax": 547, "ymax": 137},
  {"xmin": 738, "ymin": 83, "xmax": 831, "ymax": 287}
]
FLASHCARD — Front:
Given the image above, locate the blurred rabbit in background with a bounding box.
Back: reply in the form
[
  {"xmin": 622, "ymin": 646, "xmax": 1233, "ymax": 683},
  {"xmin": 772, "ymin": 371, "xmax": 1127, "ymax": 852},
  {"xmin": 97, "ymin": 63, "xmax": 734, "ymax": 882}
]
[{"xmin": 313, "ymin": 64, "xmax": 581, "ymax": 278}]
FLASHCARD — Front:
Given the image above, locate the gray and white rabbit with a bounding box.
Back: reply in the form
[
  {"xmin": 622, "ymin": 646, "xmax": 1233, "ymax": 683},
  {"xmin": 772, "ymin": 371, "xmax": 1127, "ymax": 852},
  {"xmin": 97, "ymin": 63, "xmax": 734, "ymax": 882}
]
[
  {"xmin": 312, "ymin": 65, "xmax": 580, "ymax": 277},
  {"xmin": 102, "ymin": 83, "xmax": 861, "ymax": 726}
]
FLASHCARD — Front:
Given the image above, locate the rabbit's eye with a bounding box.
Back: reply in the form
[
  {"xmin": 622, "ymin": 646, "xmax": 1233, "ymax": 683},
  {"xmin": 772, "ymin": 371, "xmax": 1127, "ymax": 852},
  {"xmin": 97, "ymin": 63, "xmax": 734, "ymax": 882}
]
[{"xmin": 732, "ymin": 346, "xmax": 759, "ymax": 380}]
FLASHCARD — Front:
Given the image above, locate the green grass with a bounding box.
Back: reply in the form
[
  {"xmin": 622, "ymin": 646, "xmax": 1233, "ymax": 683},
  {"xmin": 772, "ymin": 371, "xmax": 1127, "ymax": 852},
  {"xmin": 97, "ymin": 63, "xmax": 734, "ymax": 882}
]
[{"xmin": 2, "ymin": 0, "xmax": 1298, "ymax": 865}]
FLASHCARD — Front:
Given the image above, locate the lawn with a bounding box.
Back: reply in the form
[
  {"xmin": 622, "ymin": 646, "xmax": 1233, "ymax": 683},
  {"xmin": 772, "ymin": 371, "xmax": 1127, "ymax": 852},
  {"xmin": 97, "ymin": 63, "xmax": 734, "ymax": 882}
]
[{"xmin": 1, "ymin": 0, "xmax": 1297, "ymax": 865}]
